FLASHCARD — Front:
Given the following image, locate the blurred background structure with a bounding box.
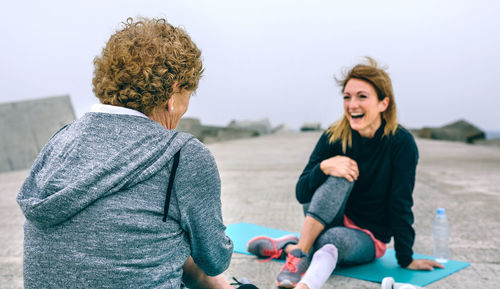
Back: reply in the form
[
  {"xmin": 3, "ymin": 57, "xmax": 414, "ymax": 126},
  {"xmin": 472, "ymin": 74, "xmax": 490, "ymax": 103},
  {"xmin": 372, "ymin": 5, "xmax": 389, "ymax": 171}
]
[
  {"xmin": 0, "ymin": 96, "xmax": 75, "ymax": 173},
  {"xmin": 1, "ymin": 0, "xmax": 499, "ymax": 133}
]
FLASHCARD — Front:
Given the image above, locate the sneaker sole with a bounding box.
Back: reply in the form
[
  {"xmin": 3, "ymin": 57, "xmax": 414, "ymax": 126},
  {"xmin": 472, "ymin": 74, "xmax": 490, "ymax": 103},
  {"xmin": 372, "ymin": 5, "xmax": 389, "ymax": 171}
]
[
  {"xmin": 246, "ymin": 235, "xmax": 299, "ymax": 258},
  {"xmin": 276, "ymin": 279, "xmax": 297, "ymax": 288}
]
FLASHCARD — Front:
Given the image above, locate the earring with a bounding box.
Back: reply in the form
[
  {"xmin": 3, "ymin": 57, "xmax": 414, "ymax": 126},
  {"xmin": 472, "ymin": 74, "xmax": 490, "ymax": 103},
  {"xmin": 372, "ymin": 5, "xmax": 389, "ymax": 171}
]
[{"xmin": 170, "ymin": 106, "xmax": 174, "ymax": 112}]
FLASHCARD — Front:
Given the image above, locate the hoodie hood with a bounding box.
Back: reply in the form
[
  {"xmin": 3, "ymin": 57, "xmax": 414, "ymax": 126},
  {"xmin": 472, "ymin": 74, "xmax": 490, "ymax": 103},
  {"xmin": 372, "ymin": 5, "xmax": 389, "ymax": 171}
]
[{"xmin": 17, "ymin": 113, "xmax": 192, "ymax": 228}]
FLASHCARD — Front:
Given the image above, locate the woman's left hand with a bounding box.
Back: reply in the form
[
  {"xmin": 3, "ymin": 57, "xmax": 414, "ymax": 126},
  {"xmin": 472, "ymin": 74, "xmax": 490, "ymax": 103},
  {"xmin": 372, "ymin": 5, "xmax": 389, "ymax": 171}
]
[{"xmin": 406, "ymin": 259, "xmax": 445, "ymax": 271}]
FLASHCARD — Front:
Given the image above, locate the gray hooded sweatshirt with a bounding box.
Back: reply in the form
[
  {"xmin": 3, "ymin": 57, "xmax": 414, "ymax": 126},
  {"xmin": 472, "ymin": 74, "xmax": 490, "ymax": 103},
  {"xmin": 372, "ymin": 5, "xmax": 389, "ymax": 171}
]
[{"xmin": 17, "ymin": 112, "xmax": 233, "ymax": 288}]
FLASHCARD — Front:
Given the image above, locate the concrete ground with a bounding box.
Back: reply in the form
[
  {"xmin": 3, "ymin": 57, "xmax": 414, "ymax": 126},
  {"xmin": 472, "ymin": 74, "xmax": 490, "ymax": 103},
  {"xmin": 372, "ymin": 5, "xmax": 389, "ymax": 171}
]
[{"xmin": 1, "ymin": 132, "xmax": 499, "ymax": 288}]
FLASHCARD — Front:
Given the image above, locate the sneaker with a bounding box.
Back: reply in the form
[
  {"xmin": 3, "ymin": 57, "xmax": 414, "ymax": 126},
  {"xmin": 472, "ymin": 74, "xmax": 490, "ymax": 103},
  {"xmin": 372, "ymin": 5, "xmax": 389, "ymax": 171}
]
[
  {"xmin": 246, "ymin": 235, "xmax": 299, "ymax": 260},
  {"xmin": 276, "ymin": 249, "xmax": 309, "ymax": 288}
]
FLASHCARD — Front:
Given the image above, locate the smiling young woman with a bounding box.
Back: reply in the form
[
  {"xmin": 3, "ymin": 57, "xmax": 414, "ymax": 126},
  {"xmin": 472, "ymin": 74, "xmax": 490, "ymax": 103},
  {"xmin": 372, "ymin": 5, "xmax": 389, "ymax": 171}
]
[
  {"xmin": 328, "ymin": 57, "xmax": 398, "ymax": 153},
  {"xmin": 342, "ymin": 78, "xmax": 389, "ymax": 138},
  {"xmin": 246, "ymin": 57, "xmax": 443, "ymax": 289}
]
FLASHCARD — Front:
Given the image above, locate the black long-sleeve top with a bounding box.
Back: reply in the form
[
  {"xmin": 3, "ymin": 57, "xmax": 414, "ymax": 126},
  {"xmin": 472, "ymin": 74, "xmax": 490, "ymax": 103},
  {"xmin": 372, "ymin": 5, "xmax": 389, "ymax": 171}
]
[{"xmin": 296, "ymin": 122, "xmax": 418, "ymax": 267}]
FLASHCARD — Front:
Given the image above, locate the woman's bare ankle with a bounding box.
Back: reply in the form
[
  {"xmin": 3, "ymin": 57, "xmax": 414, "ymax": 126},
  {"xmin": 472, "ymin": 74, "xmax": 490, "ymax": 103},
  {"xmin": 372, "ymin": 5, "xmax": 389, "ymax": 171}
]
[
  {"xmin": 285, "ymin": 243, "xmax": 310, "ymax": 254},
  {"xmin": 285, "ymin": 243, "xmax": 298, "ymax": 254}
]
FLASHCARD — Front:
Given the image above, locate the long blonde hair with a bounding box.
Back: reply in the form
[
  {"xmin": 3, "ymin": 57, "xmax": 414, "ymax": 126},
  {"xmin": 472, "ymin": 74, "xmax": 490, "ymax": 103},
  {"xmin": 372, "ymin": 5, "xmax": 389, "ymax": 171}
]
[{"xmin": 327, "ymin": 57, "xmax": 398, "ymax": 153}]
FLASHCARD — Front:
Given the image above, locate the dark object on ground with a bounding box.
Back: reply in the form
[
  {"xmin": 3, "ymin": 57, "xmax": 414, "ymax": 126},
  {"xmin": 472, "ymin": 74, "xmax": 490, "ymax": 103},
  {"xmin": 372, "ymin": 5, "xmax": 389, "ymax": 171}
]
[
  {"xmin": 237, "ymin": 285, "xmax": 259, "ymax": 289},
  {"xmin": 300, "ymin": 122, "xmax": 322, "ymax": 131},
  {"xmin": 231, "ymin": 277, "xmax": 260, "ymax": 289}
]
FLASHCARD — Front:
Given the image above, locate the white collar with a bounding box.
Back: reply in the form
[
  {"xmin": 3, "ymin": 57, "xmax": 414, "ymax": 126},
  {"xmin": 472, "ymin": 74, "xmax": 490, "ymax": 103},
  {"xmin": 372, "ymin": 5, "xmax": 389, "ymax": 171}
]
[{"xmin": 90, "ymin": 103, "xmax": 149, "ymax": 119}]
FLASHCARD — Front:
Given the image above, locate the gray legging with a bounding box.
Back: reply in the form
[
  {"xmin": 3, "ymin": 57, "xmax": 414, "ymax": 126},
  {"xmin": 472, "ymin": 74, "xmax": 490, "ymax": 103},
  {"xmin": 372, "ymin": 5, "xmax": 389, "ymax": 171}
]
[{"xmin": 303, "ymin": 176, "xmax": 376, "ymax": 266}]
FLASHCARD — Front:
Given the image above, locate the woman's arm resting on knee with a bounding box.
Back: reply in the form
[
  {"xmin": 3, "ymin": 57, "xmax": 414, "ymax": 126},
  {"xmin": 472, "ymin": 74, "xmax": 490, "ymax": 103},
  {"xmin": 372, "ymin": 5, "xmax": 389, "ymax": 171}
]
[
  {"xmin": 182, "ymin": 256, "xmax": 233, "ymax": 289},
  {"xmin": 320, "ymin": 156, "xmax": 358, "ymax": 182},
  {"xmin": 296, "ymin": 133, "xmax": 349, "ymax": 203},
  {"xmin": 406, "ymin": 259, "xmax": 444, "ymax": 271}
]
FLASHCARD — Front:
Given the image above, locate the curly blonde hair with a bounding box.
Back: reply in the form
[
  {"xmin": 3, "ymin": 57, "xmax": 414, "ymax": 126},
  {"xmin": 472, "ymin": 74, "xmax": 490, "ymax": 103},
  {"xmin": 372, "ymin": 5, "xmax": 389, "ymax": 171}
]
[
  {"xmin": 92, "ymin": 17, "xmax": 203, "ymax": 116},
  {"xmin": 327, "ymin": 57, "xmax": 398, "ymax": 153}
]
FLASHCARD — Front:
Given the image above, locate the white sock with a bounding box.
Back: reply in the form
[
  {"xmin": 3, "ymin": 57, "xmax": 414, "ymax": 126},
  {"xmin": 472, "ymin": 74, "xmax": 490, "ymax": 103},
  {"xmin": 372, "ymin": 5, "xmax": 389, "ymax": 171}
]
[{"xmin": 298, "ymin": 244, "xmax": 338, "ymax": 289}]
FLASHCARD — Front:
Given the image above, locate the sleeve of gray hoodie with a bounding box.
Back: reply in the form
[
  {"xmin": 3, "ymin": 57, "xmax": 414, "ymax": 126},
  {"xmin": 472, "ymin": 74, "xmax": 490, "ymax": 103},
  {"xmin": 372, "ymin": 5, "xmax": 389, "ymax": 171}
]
[{"xmin": 174, "ymin": 138, "xmax": 233, "ymax": 276}]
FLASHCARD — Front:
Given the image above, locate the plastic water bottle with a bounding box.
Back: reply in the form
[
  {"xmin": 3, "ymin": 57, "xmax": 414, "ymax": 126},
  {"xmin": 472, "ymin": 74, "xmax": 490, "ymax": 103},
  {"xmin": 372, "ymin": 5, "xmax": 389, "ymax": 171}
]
[{"xmin": 433, "ymin": 208, "xmax": 450, "ymax": 263}]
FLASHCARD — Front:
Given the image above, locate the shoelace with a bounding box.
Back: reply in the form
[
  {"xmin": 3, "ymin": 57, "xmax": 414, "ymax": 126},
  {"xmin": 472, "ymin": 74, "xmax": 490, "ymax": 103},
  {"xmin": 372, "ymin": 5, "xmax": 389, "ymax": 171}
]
[
  {"xmin": 255, "ymin": 238, "xmax": 282, "ymax": 262},
  {"xmin": 283, "ymin": 253, "xmax": 302, "ymax": 273},
  {"xmin": 259, "ymin": 248, "xmax": 283, "ymax": 262}
]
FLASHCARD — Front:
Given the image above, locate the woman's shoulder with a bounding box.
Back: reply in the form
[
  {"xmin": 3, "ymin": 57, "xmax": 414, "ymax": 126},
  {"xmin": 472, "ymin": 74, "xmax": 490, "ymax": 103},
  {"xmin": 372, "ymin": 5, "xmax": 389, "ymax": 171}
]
[
  {"xmin": 178, "ymin": 133, "xmax": 217, "ymax": 166},
  {"xmin": 392, "ymin": 125, "xmax": 417, "ymax": 144},
  {"xmin": 181, "ymin": 134, "xmax": 210, "ymax": 155},
  {"xmin": 388, "ymin": 125, "xmax": 419, "ymax": 157},
  {"xmin": 175, "ymin": 134, "xmax": 220, "ymax": 185},
  {"xmin": 321, "ymin": 126, "xmax": 343, "ymax": 145},
  {"xmin": 318, "ymin": 129, "xmax": 343, "ymax": 150},
  {"xmin": 320, "ymin": 129, "xmax": 332, "ymax": 142}
]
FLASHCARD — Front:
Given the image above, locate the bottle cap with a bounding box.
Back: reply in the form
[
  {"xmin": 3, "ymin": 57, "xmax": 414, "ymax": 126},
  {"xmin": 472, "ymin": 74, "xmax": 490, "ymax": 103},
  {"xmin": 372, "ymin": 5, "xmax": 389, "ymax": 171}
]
[{"xmin": 437, "ymin": 208, "xmax": 446, "ymax": 215}]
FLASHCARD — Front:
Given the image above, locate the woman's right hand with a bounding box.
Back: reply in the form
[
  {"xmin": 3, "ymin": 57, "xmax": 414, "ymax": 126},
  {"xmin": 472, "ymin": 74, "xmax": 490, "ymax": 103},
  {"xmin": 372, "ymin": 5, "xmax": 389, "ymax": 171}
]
[{"xmin": 320, "ymin": 156, "xmax": 359, "ymax": 182}]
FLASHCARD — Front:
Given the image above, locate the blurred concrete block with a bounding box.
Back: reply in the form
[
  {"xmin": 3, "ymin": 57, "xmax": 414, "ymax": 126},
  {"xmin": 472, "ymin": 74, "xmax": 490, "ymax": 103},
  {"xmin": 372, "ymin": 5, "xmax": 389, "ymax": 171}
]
[
  {"xmin": 228, "ymin": 118, "xmax": 272, "ymax": 135},
  {"xmin": 0, "ymin": 95, "xmax": 75, "ymax": 173},
  {"xmin": 178, "ymin": 117, "xmax": 259, "ymax": 143},
  {"xmin": 417, "ymin": 119, "xmax": 486, "ymax": 143}
]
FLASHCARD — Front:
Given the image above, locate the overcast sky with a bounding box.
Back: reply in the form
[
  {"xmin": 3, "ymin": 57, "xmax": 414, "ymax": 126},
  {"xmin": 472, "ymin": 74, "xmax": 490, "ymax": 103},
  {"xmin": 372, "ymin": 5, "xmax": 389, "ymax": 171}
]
[{"xmin": 1, "ymin": 0, "xmax": 499, "ymax": 131}]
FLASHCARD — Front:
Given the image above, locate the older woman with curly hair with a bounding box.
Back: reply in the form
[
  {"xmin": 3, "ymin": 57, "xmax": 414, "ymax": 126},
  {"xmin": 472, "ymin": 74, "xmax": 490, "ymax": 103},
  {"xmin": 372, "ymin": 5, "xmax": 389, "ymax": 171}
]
[{"xmin": 17, "ymin": 18, "xmax": 234, "ymax": 289}]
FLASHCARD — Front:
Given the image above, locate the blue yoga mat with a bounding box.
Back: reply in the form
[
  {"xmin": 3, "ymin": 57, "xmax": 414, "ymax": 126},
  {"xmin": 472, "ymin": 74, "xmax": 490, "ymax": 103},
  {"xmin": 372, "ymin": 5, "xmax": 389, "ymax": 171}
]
[{"xmin": 226, "ymin": 222, "xmax": 469, "ymax": 287}]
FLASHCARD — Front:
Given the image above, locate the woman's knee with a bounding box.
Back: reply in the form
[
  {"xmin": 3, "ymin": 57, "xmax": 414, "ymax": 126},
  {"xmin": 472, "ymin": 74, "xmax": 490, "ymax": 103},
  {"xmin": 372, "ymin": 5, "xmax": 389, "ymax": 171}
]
[
  {"xmin": 306, "ymin": 177, "xmax": 354, "ymax": 225},
  {"xmin": 312, "ymin": 177, "xmax": 353, "ymax": 202},
  {"xmin": 313, "ymin": 227, "xmax": 347, "ymax": 251},
  {"xmin": 323, "ymin": 176, "xmax": 354, "ymax": 191},
  {"xmin": 317, "ymin": 244, "xmax": 338, "ymax": 259},
  {"xmin": 313, "ymin": 227, "xmax": 375, "ymax": 265}
]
